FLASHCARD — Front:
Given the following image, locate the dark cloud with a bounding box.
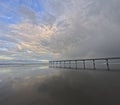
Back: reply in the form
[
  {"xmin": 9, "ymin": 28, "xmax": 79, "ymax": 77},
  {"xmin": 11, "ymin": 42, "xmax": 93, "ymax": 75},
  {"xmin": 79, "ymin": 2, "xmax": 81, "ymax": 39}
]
[{"xmin": 45, "ymin": 0, "xmax": 120, "ymax": 59}]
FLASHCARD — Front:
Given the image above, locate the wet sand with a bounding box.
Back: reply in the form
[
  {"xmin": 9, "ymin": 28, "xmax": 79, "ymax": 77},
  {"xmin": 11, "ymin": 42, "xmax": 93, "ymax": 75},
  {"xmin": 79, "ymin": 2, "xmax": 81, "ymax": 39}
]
[{"xmin": 0, "ymin": 65, "xmax": 120, "ymax": 105}]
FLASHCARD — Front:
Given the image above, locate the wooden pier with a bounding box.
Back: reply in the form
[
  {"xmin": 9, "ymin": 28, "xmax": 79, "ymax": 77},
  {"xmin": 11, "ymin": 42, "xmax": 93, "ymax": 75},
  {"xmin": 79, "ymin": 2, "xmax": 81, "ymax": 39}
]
[{"xmin": 49, "ymin": 57, "xmax": 120, "ymax": 70}]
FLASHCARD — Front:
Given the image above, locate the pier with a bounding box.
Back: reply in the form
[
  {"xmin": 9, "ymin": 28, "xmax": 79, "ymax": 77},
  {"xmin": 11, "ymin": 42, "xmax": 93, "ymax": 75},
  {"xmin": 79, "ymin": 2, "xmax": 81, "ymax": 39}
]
[{"xmin": 49, "ymin": 57, "xmax": 120, "ymax": 70}]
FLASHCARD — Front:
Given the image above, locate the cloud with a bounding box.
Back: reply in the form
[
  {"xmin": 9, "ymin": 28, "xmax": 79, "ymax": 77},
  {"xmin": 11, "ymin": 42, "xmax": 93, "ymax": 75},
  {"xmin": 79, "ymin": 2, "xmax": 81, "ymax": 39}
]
[
  {"xmin": 41, "ymin": 0, "xmax": 120, "ymax": 59},
  {"xmin": 9, "ymin": 22, "xmax": 57, "ymax": 57},
  {"xmin": 1, "ymin": 0, "xmax": 120, "ymax": 60},
  {"xmin": 18, "ymin": 5, "xmax": 37, "ymax": 23}
]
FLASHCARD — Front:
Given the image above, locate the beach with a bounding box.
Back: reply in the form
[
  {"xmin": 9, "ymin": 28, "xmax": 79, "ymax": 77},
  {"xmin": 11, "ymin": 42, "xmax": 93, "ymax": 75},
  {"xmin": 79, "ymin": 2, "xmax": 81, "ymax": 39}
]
[{"xmin": 0, "ymin": 65, "xmax": 120, "ymax": 105}]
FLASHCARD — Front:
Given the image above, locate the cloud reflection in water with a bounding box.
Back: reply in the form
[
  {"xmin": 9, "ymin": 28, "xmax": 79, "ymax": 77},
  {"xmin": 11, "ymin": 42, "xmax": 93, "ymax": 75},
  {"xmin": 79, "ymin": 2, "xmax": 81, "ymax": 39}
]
[{"xmin": 0, "ymin": 66, "xmax": 120, "ymax": 105}]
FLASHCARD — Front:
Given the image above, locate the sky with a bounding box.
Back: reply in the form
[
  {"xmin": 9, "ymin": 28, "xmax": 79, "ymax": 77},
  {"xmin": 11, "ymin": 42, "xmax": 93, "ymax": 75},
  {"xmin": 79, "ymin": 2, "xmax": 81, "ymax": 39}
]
[{"xmin": 0, "ymin": 0, "xmax": 120, "ymax": 61}]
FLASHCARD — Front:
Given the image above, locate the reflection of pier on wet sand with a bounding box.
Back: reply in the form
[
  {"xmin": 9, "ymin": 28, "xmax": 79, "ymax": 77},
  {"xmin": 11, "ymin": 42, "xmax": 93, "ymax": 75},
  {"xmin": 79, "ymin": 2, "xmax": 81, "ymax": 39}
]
[
  {"xmin": 0, "ymin": 65, "xmax": 120, "ymax": 105},
  {"xmin": 49, "ymin": 57, "xmax": 120, "ymax": 70}
]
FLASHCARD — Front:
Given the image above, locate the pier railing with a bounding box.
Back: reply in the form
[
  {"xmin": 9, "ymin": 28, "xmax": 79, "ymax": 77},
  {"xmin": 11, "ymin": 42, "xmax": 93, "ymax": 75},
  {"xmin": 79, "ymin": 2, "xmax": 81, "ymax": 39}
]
[{"xmin": 49, "ymin": 57, "xmax": 120, "ymax": 70}]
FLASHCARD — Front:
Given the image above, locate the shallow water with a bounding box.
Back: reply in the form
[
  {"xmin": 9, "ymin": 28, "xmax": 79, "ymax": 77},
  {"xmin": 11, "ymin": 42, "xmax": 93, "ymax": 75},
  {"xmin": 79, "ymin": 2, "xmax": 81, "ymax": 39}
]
[{"xmin": 0, "ymin": 65, "xmax": 120, "ymax": 105}]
